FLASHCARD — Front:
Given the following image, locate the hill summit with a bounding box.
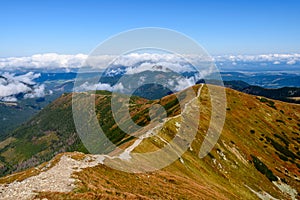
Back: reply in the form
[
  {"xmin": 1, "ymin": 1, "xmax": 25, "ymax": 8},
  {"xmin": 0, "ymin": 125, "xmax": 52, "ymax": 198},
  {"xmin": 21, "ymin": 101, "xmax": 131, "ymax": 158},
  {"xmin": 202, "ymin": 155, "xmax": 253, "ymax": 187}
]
[{"xmin": 0, "ymin": 84, "xmax": 299, "ymax": 199}]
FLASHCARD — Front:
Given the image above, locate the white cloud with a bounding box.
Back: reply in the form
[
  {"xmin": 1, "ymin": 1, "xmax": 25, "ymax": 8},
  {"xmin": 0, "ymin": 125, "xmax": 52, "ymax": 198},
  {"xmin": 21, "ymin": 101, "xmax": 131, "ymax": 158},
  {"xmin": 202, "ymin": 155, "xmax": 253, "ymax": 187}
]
[
  {"xmin": 0, "ymin": 81, "xmax": 31, "ymax": 97},
  {"xmin": 174, "ymin": 77, "xmax": 196, "ymax": 91},
  {"xmin": 287, "ymin": 60, "xmax": 296, "ymax": 65},
  {"xmin": 0, "ymin": 53, "xmax": 87, "ymax": 70},
  {"xmin": 74, "ymin": 82, "xmax": 113, "ymax": 92},
  {"xmin": 10, "ymin": 72, "xmax": 40, "ymax": 84},
  {"xmin": 1, "ymin": 96, "xmax": 18, "ymax": 102},
  {"xmin": 0, "ymin": 53, "xmax": 205, "ymax": 73},
  {"xmin": 102, "ymin": 53, "xmax": 199, "ymax": 75},
  {"xmin": 75, "ymin": 76, "xmax": 196, "ymax": 94},
  {"xmin": 0, "ymin": 53, "xmax": 299, "ymax": 72},
  {"xmin": 24, "ymin": 84, "xmax": 46, "ymax": 99},
  {"xmin": 215, "ymin": 53, "xmax": 300, "ymax": 63},
  {"xmin": 0, "ymin": 72, "xmax": 48, "ymax": 102},
  {"xmin": 74, "ymin": 81, "xmax": 126, "ymax": 93},
  {"xmin": 113, "ymin": 83, "xmax": 125, "ymax": 93}
]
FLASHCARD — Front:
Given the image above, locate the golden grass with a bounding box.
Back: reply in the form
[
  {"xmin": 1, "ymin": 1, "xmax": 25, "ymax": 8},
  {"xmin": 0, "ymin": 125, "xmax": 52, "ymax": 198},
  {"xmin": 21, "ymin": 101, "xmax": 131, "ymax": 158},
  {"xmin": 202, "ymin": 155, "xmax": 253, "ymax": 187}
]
[
  {"xmin": 287, "ymin": 97, "xmax": 300, "ymax": 101},
  {"xmin": 3, "ymin": 85, "xmax": 300, "ymax": 199},
  {"xmin": 0, "ymin": 137, "xmax": 16, "ymax": 149}
]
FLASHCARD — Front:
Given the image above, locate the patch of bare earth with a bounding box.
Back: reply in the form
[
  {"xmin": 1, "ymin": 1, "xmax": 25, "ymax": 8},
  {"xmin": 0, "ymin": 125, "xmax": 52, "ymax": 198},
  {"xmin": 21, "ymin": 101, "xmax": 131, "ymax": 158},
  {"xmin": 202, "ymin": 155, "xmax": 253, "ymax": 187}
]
[{"xmin": 0, "ymin": 152, "xmax": 105, "ymax": 200}]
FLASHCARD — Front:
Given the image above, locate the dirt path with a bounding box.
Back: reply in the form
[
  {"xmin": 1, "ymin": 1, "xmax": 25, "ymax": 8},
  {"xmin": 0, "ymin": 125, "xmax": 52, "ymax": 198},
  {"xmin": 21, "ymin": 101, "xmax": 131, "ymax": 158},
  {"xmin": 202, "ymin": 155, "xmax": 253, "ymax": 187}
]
[
  {"xmin": 118, "ymin": 84, "xmax": 203, "ymax": 160},
  {"xmin": 0, "ymin": 154, "xmax": 105, "ymax": 200}
]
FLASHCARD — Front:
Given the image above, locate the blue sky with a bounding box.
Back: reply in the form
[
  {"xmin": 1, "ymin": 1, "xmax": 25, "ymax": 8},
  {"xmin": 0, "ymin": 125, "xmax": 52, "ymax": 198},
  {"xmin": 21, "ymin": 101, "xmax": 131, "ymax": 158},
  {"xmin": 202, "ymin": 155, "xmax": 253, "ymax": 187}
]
[{"xmin": 0, "ymin": 0, "xmax": 299, "ymax": 57}]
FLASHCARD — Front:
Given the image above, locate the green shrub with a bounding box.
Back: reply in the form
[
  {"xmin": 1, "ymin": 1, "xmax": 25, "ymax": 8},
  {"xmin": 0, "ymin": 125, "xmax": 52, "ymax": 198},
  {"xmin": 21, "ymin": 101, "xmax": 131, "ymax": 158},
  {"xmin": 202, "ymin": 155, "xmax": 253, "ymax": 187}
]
[
  {"xmin": 251, "ymin": 155, "xmax": 278, "ymax": 182},
  {"xmin": 259, "ymin": 98, "xmax": 276, "ymax": 109},
  {"xmin": 270, "ymin": 139, "xmax": 297, "ymax": 160},
  {"xmin": 276, "ymin": 119, "xmax": 286, "ymax": 124},
  {"xmin": 274, "ymin": 133, "xmax": 289, "ymax": 146},
  {"xmin": 275, "ymin": 152, "xmax": 289, "ymax": 161},
  {"xmin": 208, "ymin": 152, "xmax": 215, "ymax": 159},
  {"xmin": 259, "ymin": 98, "xmax": 268, "ymax": 103}
]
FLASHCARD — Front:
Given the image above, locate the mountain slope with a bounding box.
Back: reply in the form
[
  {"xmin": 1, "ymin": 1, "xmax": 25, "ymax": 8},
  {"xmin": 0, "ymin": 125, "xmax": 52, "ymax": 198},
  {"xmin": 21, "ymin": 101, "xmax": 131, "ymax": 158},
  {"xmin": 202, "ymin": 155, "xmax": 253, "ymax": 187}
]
[
  {"xmin": 224, "ymin": 80, "xmax": 300, "ymax": 103},
  {"xmin": 0, "ymin": 84, "xmax": 299, "ymax": 199},
  {"xmin": 0, "ymin": 90, "xmax": 154, "ymax": 176}
]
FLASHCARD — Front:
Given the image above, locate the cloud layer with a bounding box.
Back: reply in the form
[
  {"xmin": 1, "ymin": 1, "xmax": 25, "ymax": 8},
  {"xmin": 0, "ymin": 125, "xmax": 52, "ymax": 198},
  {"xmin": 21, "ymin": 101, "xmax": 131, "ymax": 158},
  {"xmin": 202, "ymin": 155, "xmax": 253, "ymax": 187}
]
[
  {"xmin": 0, "ymin": 72, "xmax": 48, "ymax": 102},
  {"xmin": 214, "ymin": 53, "xmax": 300, "ymax": 65},
  {"xmin": 0, "ymin": 53, "xmax": 299, "ymax": 100},
  {"xmin": 0, "ymin": 53, "xmax": 87, "ymax": 71},
  {"xmin": 0, "ymin": 53, "xmax": 298, "ymax": 72}
]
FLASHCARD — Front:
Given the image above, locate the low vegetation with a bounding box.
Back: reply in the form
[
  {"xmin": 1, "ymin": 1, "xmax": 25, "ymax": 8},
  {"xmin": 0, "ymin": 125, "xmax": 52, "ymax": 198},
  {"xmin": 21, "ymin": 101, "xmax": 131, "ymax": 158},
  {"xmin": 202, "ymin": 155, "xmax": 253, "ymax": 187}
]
[
  {"xmin": 251, "ymin": 155, "xmax": 278, "ymax": 182},
  {"xmin": 0, "ymin": 84, "xmax": 300, "ymax": 199}
]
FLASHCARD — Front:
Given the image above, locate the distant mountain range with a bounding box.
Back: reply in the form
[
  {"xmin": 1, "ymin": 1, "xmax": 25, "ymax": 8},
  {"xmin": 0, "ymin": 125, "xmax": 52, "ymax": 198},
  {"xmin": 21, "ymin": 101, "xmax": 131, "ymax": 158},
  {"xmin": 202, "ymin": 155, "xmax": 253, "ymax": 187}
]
[
  {"xmin": 224, "ymin": 80, "xmax": 300, "ymax": 103},
  {"xmin": 1, "ymin": 71, "xmax": 300, "ymax": 141}
]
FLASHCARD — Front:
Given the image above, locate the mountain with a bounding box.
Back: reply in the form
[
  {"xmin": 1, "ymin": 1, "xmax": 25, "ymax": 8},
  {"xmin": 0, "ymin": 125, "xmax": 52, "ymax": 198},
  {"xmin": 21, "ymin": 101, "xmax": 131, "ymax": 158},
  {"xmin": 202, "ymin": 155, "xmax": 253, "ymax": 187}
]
[
  {"xmin": 0, "ymin": 89, "xmax": 159, "ymax": 176},
  {"xmin": 221, "ymin": 72, "xmax": 300, "ymax": 88},
  {"xmin": 1, "ymin": 70, "xmax": 299, "ymax": 140},
  {"xmin": 0, "ymin": 95, "xmax": 58, "ymax": 140},
  {"xmin": 0, "ymin": 73, "xmax": 76, "ymax": 139},
  {"xmin": 224, "ymin": 80, "xmax": 300, "ymax": 103},
  {"xmin": 0, "ymin": 84, "xmax": 299, "ymax": 199}
]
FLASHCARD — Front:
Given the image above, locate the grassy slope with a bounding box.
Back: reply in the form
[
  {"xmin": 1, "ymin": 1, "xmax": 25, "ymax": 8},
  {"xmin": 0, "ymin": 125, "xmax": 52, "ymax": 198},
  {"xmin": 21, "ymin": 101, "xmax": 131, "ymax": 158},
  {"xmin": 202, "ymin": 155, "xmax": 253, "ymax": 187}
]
[
  {"xmin": 0, "ymin": 91, "xmax": 148, "ymax": 175},
  {"xmin": 1, "ymin": 85, "xmax": 300, "ymax": 199},
  {"xmin": 38, "ymin": 86, "xmax": 300, "ymax": 199}
]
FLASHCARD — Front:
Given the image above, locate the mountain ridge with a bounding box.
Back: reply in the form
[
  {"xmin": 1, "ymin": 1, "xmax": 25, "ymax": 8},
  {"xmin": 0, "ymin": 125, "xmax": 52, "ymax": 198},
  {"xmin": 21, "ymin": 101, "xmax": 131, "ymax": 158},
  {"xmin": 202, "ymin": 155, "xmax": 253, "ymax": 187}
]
[{"xmin": 0, "ymin": 84, "xmax": 299, "ymax": 199}]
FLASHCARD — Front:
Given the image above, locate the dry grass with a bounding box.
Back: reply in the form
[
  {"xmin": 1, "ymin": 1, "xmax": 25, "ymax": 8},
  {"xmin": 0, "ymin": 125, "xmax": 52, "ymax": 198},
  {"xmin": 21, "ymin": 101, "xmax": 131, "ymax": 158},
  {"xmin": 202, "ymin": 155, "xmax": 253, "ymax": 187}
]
[
  {"xmin": 37, "ymin": 164, "xmax": 235, "ymax": 200},
  {"xmin": 2, "ymin": 85, "xmax": 300, "ymax": 199},
  {"xmin": 0, "ymin": 137, "xmax": 16, "ymax": 149},
  {"xmin": 287, "ymin": 97, "xmax": 300, "ymax": 101}
]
